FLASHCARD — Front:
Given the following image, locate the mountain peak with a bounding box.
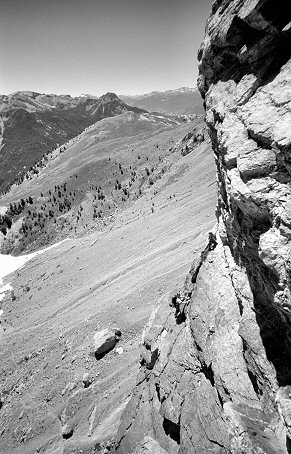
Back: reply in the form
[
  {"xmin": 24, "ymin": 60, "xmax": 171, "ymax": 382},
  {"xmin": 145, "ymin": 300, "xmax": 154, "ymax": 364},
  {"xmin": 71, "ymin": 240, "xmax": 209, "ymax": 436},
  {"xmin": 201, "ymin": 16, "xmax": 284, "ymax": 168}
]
[{"xmin": 99, "ymin": 92, "xmax": 119, "ymax": 102}]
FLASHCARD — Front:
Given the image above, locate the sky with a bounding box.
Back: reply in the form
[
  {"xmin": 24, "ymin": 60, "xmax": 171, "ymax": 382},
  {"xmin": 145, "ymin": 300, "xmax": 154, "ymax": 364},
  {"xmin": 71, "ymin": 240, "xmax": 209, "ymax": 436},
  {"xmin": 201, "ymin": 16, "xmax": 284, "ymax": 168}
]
[{"xmin": 0, "ymin": 0, "xmax": 213, "ymax": 97}]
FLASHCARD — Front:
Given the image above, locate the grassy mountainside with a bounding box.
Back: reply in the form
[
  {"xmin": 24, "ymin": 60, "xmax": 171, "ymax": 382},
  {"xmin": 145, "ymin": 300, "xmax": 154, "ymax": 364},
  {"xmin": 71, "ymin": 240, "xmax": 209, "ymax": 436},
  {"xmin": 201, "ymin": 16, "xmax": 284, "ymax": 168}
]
[
  {"xmin": 0, "ymin": 92, "xmax": 145, "ymax": 192},
  {"xmin": 0, "ymin": 115, "xmax": 216, "ymax": 452},
  {"xmin": 0, "ymin": 111, "xmax": 197, "ymax": 254}
]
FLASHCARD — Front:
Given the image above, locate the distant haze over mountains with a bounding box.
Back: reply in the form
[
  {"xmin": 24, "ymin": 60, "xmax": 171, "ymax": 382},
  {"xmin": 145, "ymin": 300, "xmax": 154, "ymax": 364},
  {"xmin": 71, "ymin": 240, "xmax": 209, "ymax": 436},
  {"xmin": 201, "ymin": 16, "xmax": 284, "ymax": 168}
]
[{"xmin": 120, "ymin": 87, "xmax": 203, "ymax": 115}]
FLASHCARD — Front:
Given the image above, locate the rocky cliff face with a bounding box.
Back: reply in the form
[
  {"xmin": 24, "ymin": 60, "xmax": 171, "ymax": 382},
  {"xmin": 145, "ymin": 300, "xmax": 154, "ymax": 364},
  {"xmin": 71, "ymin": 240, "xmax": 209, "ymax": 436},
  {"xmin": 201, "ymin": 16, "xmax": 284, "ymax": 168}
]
[{"xmin": 114, "ymin": 1, "xmax": 291, "ymax": 453}]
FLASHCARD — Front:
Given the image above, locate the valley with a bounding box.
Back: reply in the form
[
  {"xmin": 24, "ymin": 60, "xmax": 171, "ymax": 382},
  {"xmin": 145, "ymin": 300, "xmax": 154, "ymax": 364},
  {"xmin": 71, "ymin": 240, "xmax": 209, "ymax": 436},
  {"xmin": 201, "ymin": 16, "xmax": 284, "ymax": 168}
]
[
  {"xmin": 0, "ymin": 92, "xmax": 145, "ymax": 193},
  {"xmin": 1, "ymin": 0, "xmax": 290, "ymax": 452},
  {"xmin": 0, "ymin": 110, "xmax": 201, "ymax": 254},
  {"xmin": 0, "ymin": 101, "xmax": 216, "ymax": 453}
]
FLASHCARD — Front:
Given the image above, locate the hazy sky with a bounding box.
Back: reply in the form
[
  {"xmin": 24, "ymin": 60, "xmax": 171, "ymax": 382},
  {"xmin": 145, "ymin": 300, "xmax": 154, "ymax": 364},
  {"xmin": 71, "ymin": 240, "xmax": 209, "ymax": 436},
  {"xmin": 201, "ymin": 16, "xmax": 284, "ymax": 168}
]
[{"xmin": 0, "ymin": 0, "xmax": 213, "ymax": 96}]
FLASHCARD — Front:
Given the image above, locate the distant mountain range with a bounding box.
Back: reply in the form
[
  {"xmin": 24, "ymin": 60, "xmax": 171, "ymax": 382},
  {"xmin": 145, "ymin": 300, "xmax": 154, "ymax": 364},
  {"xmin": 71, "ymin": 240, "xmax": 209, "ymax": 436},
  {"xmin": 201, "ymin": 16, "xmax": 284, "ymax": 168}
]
[
  {"xmin": 0, "ymin": 92, "xmax": 145, "ymax": 192},
  {"xmin": 0, "ymin": 88, "xmax": 203, "ymax": 192},
  {"xmin": 120, "ymin": 87, "xmax": 203, "ymax": 115}
]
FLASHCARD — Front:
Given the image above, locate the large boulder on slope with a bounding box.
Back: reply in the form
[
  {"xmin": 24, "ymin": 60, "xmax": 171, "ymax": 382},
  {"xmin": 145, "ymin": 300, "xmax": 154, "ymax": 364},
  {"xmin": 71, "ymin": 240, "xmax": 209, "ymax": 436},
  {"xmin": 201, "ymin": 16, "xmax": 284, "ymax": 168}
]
[{"xmin": 93, "ymin": 328, "xmax": 121, "ymax": 358}]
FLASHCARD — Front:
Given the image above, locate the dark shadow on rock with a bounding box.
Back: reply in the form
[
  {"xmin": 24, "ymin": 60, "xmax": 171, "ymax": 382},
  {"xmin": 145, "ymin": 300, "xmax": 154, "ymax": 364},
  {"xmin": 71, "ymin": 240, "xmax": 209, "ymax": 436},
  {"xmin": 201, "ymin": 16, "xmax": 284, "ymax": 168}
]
[
  {"xmin": 162, "ymin": 417, "xmax": 180, "ymax": 445},
  {"xmin": 230, "ymin": 207, "xmax": 291, "ymax": 387},
  {"xmin": 94, "ymin": 343, "xmax": 116, "ymax": 360},
  {"xmin": 62, "ymin": 428, "xmax": 73, "ymax": 440},
  {"xmin": 198, "ymin": 0, "xmax": 291, "ymax": 97}
]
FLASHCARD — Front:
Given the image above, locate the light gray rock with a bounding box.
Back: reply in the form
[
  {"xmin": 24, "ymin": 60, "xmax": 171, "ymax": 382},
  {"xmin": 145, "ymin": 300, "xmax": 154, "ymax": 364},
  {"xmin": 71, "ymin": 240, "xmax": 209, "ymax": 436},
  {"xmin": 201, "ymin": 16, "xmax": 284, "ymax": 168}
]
[
  {"xmin": 134, "ymin": 436, "xmax": 169, "ymax": 454},
  {"xmin": 82, "ymin": 372, "xmax": 92, "ymax": 388}
]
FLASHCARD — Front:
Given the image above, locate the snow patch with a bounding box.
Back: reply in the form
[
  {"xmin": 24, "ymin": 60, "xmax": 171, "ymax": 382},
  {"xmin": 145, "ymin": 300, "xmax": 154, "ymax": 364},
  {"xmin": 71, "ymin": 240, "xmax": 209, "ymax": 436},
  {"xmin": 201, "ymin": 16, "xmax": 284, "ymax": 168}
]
[
  {"xmin": 0, "ymin": 283, "xmax": 12, "ymax": 302},
  {"xmin": 0, "ymin": 239, "xmax": 69, "ymax": 300}
]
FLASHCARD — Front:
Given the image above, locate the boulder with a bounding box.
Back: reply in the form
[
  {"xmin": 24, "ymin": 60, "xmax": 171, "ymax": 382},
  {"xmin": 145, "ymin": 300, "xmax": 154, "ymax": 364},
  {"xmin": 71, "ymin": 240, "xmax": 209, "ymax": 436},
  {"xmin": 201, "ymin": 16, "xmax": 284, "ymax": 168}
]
[
  {"xmin": 82, "ymin": 372, "xmax": 92, "ymax": 388},
  {"xmin": 93, "ymin": 328, "xmax": 121, "ymax": 358}
]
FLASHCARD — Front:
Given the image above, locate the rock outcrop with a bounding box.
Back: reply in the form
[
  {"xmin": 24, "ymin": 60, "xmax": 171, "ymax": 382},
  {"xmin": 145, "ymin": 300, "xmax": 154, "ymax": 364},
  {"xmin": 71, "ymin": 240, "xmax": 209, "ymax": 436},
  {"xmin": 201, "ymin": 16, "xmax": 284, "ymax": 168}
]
[{"xmin": 114, "ymin": 1, "xmax": 291, "ymax": 453}]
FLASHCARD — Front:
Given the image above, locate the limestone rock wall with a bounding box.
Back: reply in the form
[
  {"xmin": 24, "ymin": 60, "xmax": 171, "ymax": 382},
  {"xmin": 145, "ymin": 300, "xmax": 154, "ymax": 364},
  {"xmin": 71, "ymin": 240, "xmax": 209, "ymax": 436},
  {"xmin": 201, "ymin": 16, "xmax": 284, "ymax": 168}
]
[{"xmin": 114, "ymin": 1, "xmax": 291, "ymax": 453}]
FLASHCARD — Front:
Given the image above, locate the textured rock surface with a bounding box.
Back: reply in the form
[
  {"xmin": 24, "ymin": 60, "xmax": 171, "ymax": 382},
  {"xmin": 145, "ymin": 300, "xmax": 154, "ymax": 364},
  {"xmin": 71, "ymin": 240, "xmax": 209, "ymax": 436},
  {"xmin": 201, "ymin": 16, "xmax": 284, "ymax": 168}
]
[{"xmin": 114, "ymin": 1, "xmax": 291, "ymax": 453}]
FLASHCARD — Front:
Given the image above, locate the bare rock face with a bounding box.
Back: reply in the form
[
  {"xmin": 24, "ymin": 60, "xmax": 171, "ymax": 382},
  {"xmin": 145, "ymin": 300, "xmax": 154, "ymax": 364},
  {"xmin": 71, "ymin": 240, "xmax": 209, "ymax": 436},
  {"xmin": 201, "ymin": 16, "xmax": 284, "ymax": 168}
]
[{"xmin": 114, "ymin": 1, "xmax": 291, "ymax": 453}]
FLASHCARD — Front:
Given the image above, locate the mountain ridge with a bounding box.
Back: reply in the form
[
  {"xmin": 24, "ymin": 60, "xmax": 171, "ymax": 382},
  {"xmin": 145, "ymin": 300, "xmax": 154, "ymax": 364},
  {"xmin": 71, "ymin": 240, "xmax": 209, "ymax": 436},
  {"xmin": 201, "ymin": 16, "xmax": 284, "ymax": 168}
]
[
  {"xmin": 120, "ymin": 87, "xmax": 198, "ymax": 98},
  {"xmin": 120, "ymin": 87, "xmax": 203, "ymax": 116},
  {"xmin": 0, "ymin": 92, "xmax": 146, "ymax": 193}
]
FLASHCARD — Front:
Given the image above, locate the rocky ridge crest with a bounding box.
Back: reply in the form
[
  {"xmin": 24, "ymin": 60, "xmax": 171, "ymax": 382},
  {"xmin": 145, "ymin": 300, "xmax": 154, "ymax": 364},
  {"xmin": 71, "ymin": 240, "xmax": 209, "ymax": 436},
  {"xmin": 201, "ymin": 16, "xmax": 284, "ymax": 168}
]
[{"xmin": 114, "ymin": 1, "xmax": 291, "ymax": 453}]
